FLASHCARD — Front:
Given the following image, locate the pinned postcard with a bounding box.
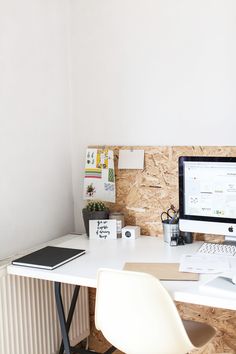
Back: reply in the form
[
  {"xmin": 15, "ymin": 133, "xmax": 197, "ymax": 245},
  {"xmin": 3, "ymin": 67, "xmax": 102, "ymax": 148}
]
[
  {"xmin": 118, "ymin": 149, "xmax": 144, "ymax": 169},
  {"xmin": 83, "ymin": 148, "xmax": 115, "ymax": 202},
  {"xmin": 89, "ymin": 220, "xmax": 117, "ymax": 239}
]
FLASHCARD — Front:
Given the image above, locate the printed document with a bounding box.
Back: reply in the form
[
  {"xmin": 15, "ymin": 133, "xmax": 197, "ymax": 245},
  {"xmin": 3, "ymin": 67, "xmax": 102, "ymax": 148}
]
[{"xmin": 179, "ymin": 254, "xmax": 232, "ymax": 274}]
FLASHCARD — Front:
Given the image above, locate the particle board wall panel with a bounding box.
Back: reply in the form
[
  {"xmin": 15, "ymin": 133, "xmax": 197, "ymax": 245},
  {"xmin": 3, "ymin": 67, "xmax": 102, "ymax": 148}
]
[{"xmin": 93, "ymin": 145, "xmax": 236, "ymax": 241}]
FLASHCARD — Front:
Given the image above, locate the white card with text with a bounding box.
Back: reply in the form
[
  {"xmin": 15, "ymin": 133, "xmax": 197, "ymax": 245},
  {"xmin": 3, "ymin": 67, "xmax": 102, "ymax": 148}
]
[{"xmin": 89, "ymin": 220, "xmax": 117, "ymax": 239}]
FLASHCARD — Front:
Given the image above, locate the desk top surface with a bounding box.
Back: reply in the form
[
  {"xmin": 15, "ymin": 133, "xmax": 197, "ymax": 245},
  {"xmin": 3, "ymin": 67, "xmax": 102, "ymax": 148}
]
[{"xmin": 7, "ymin": 234, "xmax": 236, "ymax": 310}]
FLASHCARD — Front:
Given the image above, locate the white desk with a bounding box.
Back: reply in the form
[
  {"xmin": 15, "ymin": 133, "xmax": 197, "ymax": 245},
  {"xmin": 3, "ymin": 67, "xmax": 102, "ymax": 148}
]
[
  {"xmin": 7, "ymin": 234, "xmax": 236, "ymax": 354},
  {"xmin": 7, "ymin": 234, "xmax": 236, "ymax": 310}
]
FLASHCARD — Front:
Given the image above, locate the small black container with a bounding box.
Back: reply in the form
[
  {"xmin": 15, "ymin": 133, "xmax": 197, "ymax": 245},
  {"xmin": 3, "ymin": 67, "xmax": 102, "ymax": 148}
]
[{"xmin": 180, "ymin": 231, "xmax": 193, "ymax": 244}]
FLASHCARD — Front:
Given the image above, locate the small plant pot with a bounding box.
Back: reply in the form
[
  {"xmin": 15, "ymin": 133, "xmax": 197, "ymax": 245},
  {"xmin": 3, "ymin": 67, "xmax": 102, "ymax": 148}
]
[{"xmin": 82, "ymin": 209, "xmax": 109, "ymax": 237}]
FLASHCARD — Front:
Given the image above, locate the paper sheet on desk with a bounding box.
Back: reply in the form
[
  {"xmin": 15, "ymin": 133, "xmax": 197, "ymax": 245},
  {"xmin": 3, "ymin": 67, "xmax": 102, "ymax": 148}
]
[{"xmin": 179, "ymin": 254, "xmax": 231, "ymax": 274}]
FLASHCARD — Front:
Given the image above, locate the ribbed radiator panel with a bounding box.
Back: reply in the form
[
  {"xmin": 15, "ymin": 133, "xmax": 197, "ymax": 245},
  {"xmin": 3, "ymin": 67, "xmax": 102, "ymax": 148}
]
[{"xmin": 0, "ymin": 267, "xmax": 90, "ymax": 354}]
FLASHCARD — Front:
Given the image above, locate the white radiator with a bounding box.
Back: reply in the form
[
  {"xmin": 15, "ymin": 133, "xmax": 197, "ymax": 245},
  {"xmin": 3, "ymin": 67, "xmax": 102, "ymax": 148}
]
[{"xmin": 0, "ymin": 265, "xmax": 90, "ymax": 354}]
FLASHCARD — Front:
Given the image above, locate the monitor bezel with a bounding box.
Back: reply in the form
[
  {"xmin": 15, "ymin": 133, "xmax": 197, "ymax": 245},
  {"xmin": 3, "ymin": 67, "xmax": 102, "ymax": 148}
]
[{"xmin": 179, "ymin": 155, "xmax": 236, "ymax": 224}]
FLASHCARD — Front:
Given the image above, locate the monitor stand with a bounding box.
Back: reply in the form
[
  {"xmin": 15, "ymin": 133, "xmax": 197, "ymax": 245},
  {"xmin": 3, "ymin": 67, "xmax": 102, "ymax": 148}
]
[{"xmin": 223, "ymin": 236, "xmax": 236, "ymax": 245}]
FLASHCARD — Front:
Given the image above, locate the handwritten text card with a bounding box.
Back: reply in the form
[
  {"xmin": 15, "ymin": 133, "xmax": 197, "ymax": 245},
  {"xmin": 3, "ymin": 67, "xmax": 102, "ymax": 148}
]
[{"xmin": 89, "ymin": 220, "xmax": 117, "ymax": 239}]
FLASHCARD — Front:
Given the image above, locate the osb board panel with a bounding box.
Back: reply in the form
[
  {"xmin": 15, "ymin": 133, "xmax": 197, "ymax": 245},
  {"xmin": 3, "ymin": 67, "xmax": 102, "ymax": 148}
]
[
  {"xmin": 88, "ymin": 146, "xmax": 236, "ymax": 354},
  {"xmin": 91, "ymin": 145, "xmax": 236, "ymax": 241}
]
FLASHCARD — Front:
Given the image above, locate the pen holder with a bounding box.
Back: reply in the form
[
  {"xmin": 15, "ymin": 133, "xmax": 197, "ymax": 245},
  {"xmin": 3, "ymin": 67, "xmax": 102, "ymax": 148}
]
[{"xmin": 162, "ymin": 220, "xmax": 180, "ymax": 246}]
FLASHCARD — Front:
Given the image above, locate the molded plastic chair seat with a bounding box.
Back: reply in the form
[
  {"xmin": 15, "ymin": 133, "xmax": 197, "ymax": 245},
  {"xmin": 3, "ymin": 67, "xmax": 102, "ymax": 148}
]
[{"xmin": 95, "ymin": 269, "xmax": 215, "ymax": 354}]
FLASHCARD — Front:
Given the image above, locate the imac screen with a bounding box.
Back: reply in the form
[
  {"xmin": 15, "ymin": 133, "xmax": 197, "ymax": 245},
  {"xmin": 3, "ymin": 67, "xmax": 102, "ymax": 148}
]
[{"xmin": 179, "ymin": 156, "xmax": 236, "ymax": 239}]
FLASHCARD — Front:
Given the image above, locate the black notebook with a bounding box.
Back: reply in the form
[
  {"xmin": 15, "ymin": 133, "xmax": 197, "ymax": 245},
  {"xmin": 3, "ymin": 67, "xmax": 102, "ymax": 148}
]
[{"xmin": 12, "ymin": 246, "xmax": 86, "ymax": 270}]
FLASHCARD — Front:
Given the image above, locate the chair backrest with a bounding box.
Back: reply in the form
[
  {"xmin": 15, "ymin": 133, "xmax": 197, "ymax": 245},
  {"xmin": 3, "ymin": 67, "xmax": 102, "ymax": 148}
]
[{"xmin": 95, "ymin": 268, "xmax": 196, "ymax": 354}]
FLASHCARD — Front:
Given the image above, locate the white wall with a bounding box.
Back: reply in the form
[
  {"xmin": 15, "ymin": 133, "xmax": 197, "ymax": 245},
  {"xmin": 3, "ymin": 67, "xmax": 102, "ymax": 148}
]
[
  {"xmin": 70, "ymin": 0, "xmax": 236, "ymax": 231},
  {"xmin": 0, "ymin": 0, "xmax": 74, "ymax": 259}
]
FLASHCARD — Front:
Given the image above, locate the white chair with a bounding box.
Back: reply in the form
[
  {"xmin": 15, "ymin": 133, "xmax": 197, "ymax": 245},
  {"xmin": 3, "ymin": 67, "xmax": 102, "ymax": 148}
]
[{"xmin": 95, "ymin": 268, "xmax": 216, "ymax": 354}]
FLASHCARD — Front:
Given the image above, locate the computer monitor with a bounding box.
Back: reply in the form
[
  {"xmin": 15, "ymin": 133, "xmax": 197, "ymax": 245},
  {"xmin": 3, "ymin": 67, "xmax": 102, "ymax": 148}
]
[{"xmin": 179, "ymin": 156, "xmax": 236, "ymax": 243}]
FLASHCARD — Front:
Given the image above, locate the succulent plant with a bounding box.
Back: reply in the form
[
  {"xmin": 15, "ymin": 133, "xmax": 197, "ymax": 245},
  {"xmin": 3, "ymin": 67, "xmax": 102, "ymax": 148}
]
[{"xmin": 86, "ymin": 201, "xmax": 107, "ymax": 212}]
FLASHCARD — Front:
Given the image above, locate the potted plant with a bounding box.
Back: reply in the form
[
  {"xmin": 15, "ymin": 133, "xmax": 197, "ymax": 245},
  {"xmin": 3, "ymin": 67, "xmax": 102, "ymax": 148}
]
[{"xmin": 82, "ymin": 201, "xmax": 109, "ymax": 236}]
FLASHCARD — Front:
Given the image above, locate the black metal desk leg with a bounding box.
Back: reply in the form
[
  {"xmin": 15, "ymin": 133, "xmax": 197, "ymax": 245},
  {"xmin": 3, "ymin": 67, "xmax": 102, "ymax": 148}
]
[
  {"xmin": 59, "ymin": 284, "xmax": 80, "ymax": 354},
  {"xmin": 54, "ymin": 282, "xmax": 80, "ymax": 354}
]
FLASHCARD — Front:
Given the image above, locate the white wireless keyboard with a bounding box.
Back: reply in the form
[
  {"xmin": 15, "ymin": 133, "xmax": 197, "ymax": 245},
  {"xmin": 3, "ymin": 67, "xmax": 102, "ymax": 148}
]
[{"xmin": 197, "ymin": 242, "xmax": 236, "ymax": 257}]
